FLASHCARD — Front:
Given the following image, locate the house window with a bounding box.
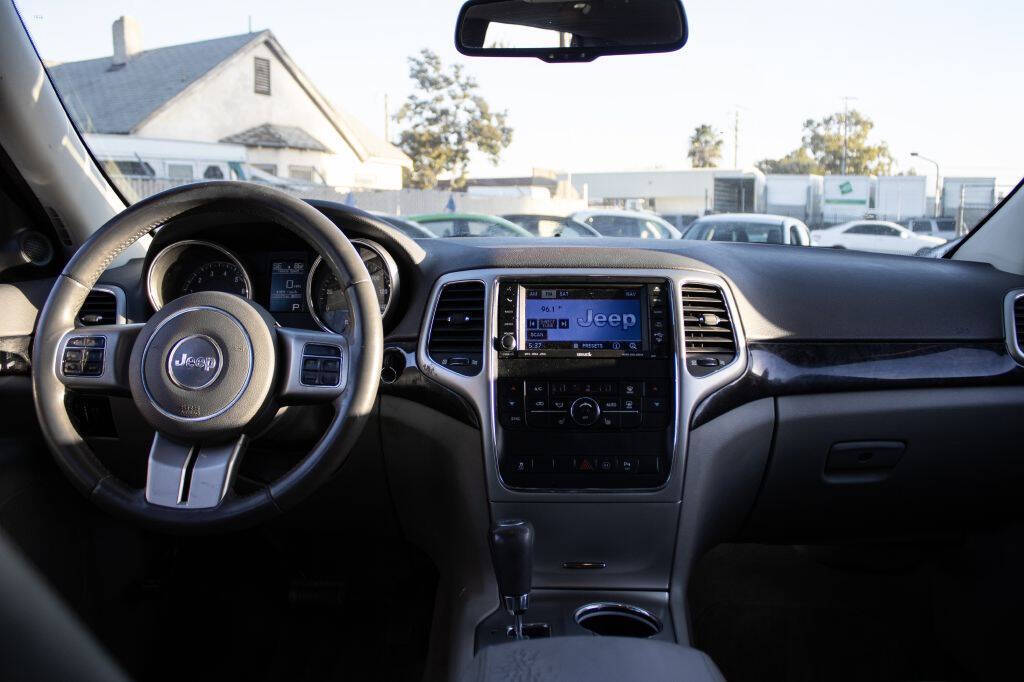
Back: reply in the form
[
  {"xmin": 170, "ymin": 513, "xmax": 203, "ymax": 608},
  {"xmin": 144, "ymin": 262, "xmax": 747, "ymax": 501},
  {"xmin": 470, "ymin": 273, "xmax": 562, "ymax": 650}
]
[
  {"xmin": 251, "ymin": 163, "xmax": 276, "ymax": 176},
  {"xmin": 108, "ymin": 160, "xmax": 154, "ymax": 177},
  {"xmin": 288, "ymin": 165, "xmax": 315, "ymax": 182},
  {"xmin": 254, "ymin": 57, "xmax": 271, "ymax": 95},
  {"xmin": 167, "ymin": 164, "xmax": 194, "ymax": 180}
]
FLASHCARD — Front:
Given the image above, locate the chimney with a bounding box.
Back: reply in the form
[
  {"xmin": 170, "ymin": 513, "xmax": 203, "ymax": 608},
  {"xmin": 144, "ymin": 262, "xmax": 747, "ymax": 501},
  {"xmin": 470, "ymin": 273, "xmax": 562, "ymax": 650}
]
[{"xmin": 112, "ymin": 16, "xmax": 141, "ymax": 66}]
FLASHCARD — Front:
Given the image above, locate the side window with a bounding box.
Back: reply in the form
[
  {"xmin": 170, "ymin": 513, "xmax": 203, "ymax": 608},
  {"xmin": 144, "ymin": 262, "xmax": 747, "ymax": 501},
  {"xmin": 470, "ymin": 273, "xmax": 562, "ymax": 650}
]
[
  {"xmin": 910, "ymin": 219, "xmax": 931, "ymax": 233},
  {"xmin": 845, "ymin": 224, "xmax": 871, "ymax": 235},
  {"xmin": 643, "ymin": 220, "xmax": 666, "ymax": 238},
  {"xmin": 876, "ymin": 225, "xmax": 901, "ymax": 237},
  {"xmin": 166, "ymin": 163, "xmax": 194, "ymax": 180}
]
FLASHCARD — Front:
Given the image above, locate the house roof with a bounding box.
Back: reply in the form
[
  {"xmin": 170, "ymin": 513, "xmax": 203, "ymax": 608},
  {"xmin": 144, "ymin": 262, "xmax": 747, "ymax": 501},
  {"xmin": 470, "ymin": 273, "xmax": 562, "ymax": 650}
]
[
  {"xmin": 221, "ymin": 123, "xmax": 330, "ymax": 152},
  {"xmin": 46, "ymin": 29, "xmax": 410, "ymax": 166},
  {"xmin": 48, "ymin": 32, "xmax": 260, "ymax": 135}
]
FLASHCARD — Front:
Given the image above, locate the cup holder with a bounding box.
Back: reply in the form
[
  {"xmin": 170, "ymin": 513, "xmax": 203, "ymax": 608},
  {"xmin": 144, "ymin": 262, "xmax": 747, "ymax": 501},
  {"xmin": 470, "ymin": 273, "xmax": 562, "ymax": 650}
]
[{"xmin": 574, "ymin": 602, "xmax": 663, "ymax": 638}]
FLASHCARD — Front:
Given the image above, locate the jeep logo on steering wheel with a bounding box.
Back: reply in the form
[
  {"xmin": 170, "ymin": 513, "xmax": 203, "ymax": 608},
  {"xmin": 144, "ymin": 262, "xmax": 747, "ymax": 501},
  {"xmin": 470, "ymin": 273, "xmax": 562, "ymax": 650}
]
[{"xmin": 167, "ymin": 335, "xmax": 223, "ymax": 390}]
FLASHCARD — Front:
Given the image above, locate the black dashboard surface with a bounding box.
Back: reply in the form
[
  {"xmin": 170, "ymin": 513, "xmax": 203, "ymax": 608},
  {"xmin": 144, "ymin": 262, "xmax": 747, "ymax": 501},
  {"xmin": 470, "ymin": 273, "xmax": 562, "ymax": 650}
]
[
  {"xmin": 381, "ymin": 237, "xmax": 1024, "ymax": 343},
  {"xmin": 92, "ymin": 201, "xmax": 1024, "ymax": 348}
]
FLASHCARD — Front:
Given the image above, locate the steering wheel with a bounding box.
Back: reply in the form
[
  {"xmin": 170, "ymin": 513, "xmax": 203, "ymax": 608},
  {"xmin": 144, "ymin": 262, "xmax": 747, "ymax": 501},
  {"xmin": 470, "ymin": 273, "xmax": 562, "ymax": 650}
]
[{"xmin": 31, "ymin": 182, "xmax": 383, "ymax": 532}]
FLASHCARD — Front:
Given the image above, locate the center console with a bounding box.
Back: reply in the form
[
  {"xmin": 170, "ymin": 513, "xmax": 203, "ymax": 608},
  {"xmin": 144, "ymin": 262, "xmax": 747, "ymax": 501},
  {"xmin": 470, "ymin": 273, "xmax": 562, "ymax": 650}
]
[{"xmin": 494, "ymin": 278, "xmax": 676, "ymax": 489}]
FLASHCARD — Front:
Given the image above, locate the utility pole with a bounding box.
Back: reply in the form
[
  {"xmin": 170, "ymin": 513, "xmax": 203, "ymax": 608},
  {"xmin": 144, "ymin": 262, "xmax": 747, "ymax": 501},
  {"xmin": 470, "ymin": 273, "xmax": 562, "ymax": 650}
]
[
  {"xmin": 733, "ymin": 110, "xmax": 739, "ymax": 168},
  {"xmin": 841, "ymin": 96, "xmax": 857, "ymax": 175}
]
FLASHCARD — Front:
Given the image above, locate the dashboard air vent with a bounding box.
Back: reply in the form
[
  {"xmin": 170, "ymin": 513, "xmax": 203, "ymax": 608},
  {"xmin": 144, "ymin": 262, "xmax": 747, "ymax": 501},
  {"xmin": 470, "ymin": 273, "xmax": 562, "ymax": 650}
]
[
  {"xmin": 681, "ymin": 283, "xmax": 736, "ymax": 375},
  {"xmin": 77, "ymin": 289, "xmax": 118, "ymax": 326},
  {"xmin": 428, "ymin": 281, "xmax": 485, "ymax": 376}
]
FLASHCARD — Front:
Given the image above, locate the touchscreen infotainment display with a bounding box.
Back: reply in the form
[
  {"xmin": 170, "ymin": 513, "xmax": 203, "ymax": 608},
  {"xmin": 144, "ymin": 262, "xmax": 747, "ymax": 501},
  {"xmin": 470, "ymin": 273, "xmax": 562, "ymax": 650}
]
[{"xmin": 522, "ymin": 286, "xmax": 644, "ymax": 353}]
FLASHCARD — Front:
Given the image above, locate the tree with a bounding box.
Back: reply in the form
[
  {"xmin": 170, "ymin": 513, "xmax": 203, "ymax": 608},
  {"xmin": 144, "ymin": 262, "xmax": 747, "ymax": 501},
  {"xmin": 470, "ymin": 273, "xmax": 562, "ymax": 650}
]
[
  {"xmin": 755, "ymin": 109, "xmax": 895, "ymax": 175},
  {"xmin": 394, "ymin": 49, "xmax": 513, "ymax": 189},
  {"xmin": 687, "ymin": 124, "xmax": 723, "ymax": 168},
  {"xmin": 755, "ymin": 148, "xmax": 819, "ymax": 174},
  {"xmin": 800, "ymin": 110, "xmax": 894, "ymax": 175}
]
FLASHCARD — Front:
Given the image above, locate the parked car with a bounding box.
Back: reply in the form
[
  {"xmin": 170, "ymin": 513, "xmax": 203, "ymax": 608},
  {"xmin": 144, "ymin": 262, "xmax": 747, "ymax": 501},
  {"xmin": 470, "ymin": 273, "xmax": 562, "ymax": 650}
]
[
  {"xmin": 811, "ymin": 220, "xmax": 946, "ymax": 255},
  {"xmin": 501, "ymin": 213, "xmax": 601, "ymax": 238},
  {"xmin": 660, "ymin": 212, "xmax": 699, "ymax": 231},
  {"xmin": 368, "ymin": 211, "xmax": 437, "ymax": 239},
  {"xmin": 408, "ymin": 212, "xmax": 533, "ymax": 238},
  {"xmin": 681, "ymin": 213, "xmax": 811, "ymax": 245},
  {"xmin": 569, "ymin": 209, "xmax": 683, "ymax": 238},
  {"xmin": 916, "ymin": 235, "xmax": 964, "ymax": 257},
  {"xmin": 903, "ymin": 217, "xmax": 958, "ymax": 241}
]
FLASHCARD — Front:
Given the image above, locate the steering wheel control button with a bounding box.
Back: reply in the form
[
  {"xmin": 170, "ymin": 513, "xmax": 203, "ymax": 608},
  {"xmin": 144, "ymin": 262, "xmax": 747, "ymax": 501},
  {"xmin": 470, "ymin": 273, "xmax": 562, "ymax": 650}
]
[
  {"xmin": 67, "ymin": 336, "xmax": 105, "ymax": 348},
  {"xmin": 63, "ymin": 343, "xmax": 105, "ymax": 376},
  {"xmin": 166, "ymin": 335, "xmax": 223, "ymax": 390},
  {"xmin": 569, "ymin": 397, "xmax": 600, "ymax": 426},
  {"xmin": 300, "ymin": 343, "xmax": 343, "ymax": 386}
]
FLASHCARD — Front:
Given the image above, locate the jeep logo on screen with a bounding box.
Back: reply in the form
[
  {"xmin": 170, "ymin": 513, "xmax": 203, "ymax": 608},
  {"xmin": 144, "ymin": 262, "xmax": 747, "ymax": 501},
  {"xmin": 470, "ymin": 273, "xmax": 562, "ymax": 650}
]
[
  {"xmin": 576, "ymin": 309, "xmax": 638, "ymax": 330},
  {"xmin": 167, "ymin": 335, "xmax": 223, "ymax": 390}
]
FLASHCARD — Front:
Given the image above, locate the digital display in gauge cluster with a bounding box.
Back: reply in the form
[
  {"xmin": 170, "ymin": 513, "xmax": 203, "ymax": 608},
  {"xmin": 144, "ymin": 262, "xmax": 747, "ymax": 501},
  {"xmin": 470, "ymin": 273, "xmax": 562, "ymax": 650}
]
[{"xmin": 268, "ymin": 255, "xmax": 307, "ymax": 313}]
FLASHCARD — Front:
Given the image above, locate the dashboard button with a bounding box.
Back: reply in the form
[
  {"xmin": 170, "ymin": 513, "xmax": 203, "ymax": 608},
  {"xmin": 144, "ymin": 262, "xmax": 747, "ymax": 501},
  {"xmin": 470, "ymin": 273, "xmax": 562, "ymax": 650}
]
[
  {"xmin": 620, "ymin": 412, "xmax": 642, "ymax": 428},
  {"xmin": 618, "ymin": 457, "xmax": 639, "ymax": 473},
  {"xmin": 550, "ymin": 397, "xmax": 568, "ymax": 410},
  {"xmin": 572, "ymin": 456, "xmax": 596, "ymax": 472},
  {"xmin": 621, "ymin": 397, "xmax": 639, "ymax": 412},
  {"xmin": 510, "ymin": 457, "xmax": 532, "ymax": 474},
  {"xmin": 528, "ymin": 397, "xmax": 547, "ymax": 410},
  {"xmin": 596, "ymin": 456, "xmax": 615, "ymax": 472},
  {"xmin": 526, "ymin": 381, "xmax": 548, "ymax": 396},
  {"xmin": 569, "ymin": 397, "xmax": 600, "ymax": 426},
  {"xmin": 551, "ymin": 413, "xmax": 570, "ymax": 428},
  {"xmin": 527, "ymin": 412, "xmax": 549, "ymax": 428},
  {"xmin": 646, "ymin": 397, "xmax": 667, "ymax": 411},
  {"xmin": 597, "ymin": 413, "xmax": 620, "ymax": 429},
  {"xmin": 646, "ymin": 380, "xmax": 668, "ymax": 397},
  {"xmin": 600, "ymin": 398, "xmax": 621, "ymax": 411},
  {"xmin": 321, "ymin": 359, "xmax": 341, "ymax": 372},
  {"xmin": 621, "ymin": 381, "xmax": 642, "ymax": 397},
  {"xmin": 502, "ymin": 396, "xmax": 522, "ymax": 411},
  {"xmin": 500, "ymin": 412, "xmax": 525, "ymax": 429}
]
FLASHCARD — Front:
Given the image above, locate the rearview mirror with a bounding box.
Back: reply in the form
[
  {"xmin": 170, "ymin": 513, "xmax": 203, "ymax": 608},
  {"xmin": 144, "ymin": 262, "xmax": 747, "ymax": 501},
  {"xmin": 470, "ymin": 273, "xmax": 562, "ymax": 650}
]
[{"xmin": 456, "ymin": 0, "xmax": 688, "ymax": 62}]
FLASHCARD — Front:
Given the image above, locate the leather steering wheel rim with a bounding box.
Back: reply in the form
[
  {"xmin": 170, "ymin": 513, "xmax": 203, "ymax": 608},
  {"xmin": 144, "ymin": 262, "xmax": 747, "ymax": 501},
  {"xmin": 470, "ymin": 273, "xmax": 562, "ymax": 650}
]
[{"xmin": 31, "ymin": 182, "xmax": 383, "ymax": 532}]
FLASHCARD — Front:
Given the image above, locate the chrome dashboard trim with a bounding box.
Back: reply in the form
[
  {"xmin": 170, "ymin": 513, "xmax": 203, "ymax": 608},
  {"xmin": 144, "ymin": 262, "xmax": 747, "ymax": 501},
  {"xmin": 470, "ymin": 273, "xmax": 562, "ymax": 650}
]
[
  {"xmin": 306, "ymin": 238, "xmax": 399, "ymax": 333},
  {"xmin": 417, "ymin": 268, "xmax": 747, "ymax": 503},
  {"xmin": 1004, "ymin": 289, "xmax": 1024, "ymax": 366},
  {"xmin": 146, "ymin": 239, "xmax": 253, "ymax": 311}
]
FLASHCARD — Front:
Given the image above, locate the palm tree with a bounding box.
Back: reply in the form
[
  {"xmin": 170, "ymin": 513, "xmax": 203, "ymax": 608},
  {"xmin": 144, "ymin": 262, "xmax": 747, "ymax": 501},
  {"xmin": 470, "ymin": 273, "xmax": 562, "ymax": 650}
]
[{"xmin": 687, "ymin": 124, "xmax": 723, "ymax": 168}]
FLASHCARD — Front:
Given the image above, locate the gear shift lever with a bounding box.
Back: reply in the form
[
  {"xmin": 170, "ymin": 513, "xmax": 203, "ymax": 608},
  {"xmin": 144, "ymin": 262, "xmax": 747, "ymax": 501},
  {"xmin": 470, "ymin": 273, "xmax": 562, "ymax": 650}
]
[{"xmin": 489, "ymin": 519, "xmax": 534, "ymax": 640}]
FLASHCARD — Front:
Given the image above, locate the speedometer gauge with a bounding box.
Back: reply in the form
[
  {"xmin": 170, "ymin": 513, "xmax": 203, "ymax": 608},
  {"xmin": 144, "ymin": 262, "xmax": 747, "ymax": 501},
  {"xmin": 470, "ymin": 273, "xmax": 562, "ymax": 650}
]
[{"xmin": 307, "ymin": 239, "xmax": 398, "ymax": 334}]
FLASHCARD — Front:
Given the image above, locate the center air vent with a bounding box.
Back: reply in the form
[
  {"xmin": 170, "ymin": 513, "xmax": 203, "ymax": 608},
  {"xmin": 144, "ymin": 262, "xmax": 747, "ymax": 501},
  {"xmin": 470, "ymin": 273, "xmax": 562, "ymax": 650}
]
[
  {"xmin": 428, "ymin": 281, "xmax": 485, "ymax": 376},
  {"xmin": 77, "ymin": 288, "xmax": 119, "ymax": 326},
  {"xmin": 681, "ymin": 283, "xmax": 736, "ymax": 376}
]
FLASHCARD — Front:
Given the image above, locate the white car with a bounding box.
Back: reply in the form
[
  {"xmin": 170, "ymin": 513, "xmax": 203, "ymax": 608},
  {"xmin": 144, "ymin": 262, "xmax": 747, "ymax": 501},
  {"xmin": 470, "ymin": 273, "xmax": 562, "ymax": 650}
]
[
  {"xmin": 682, "ymin": 213, "xmax": 811, "ymax": 246},
  {"xmin": 569, "ymin": 209, "xmax": 683, "ymax": 239},
  {"xmin": 811, "ymin": 220, "xmax": 945, "ymax": 255}
]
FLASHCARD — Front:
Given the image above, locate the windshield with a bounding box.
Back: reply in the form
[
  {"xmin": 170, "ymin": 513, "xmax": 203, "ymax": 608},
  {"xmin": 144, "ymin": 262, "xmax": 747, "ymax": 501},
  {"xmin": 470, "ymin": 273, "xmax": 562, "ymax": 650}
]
[{"xmin": 17, "ymin": 0, "xmax": 1023, "ymax": 250}]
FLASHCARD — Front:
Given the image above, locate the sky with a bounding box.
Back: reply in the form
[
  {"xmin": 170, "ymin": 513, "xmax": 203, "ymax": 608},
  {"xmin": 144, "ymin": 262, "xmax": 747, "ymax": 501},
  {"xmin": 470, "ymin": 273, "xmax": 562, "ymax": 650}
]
[{"xmin": 14, "ymin": 0, "xmax": 1024, "ymax": 190}]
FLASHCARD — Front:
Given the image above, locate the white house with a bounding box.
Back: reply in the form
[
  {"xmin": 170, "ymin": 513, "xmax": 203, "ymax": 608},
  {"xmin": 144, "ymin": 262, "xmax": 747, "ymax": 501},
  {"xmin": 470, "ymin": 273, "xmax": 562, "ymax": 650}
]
[{"xmin": 48, "ymin": 17, "xmax": 410, "ymax": 193}]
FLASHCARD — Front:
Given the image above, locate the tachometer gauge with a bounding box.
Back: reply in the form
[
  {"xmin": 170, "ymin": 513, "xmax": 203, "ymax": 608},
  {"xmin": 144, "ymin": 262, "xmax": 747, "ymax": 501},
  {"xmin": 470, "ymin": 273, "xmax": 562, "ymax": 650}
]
[
  {"xmin": 307, "ymin": 239, "xmax": 399, "ymax": 334},
  {"xmin": 182, "ymin": 260, "xmax": 250, "ymax": 298}
]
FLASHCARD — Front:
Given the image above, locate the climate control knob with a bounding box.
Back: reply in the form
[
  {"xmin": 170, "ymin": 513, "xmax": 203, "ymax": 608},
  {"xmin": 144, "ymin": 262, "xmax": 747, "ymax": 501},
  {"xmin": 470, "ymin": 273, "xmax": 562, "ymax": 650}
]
[
  {"xmin": 569, "ymin": 397, "xmax": 601, "ymax": 426},
  {"xmin": 499, "ymin": 333, "xmax": 517, "ymax": 351}
]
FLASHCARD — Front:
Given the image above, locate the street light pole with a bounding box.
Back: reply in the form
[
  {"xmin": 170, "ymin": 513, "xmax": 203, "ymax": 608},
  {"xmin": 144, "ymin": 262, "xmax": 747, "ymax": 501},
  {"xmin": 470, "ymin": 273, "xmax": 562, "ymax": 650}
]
[{"xmin": 911, "ymin": 152, "xmax": 941, "ymax": 218}]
